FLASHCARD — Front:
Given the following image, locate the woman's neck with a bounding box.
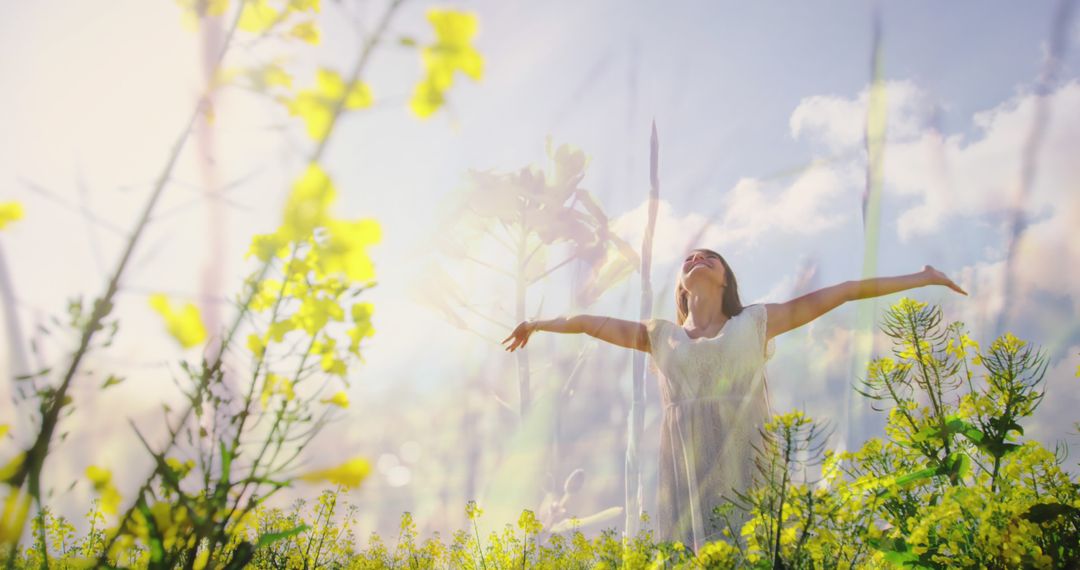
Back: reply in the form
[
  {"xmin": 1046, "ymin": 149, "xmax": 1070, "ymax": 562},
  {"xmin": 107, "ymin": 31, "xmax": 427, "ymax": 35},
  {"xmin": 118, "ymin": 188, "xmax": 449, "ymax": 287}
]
[{"xmin": 683, "ymin": 289, "xmax": 728, "ymax": 335}]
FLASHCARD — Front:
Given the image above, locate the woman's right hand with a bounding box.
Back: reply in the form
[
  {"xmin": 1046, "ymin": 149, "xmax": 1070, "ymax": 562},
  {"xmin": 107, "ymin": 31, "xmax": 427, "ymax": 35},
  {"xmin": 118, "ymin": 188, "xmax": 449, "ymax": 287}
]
[
  {"xmin": 922, "ymin": 264, "xmax": 968, "ymax": 295},
  {"xmin": 502, "ymin": 321, "xmax": 538, "ymax": 352}
]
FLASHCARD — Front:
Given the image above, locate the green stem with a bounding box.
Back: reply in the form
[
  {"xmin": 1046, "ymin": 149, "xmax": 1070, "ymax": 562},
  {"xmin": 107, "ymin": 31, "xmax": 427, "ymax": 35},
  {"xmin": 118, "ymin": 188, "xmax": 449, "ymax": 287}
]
[
  {"xmin": 472, "ymin": 520, "xmax": 488, "ymax": 570},
  {"xmin": 907, "ymin": 311, "xmax": 951, "ymax": 461},
  {"xmin": 92, "ymin": 257, "xmax": 272, "ymax": 567},
  {"xmin": 301, "ymin": 492, "xmax": 331, "ymax": 569},
  {"xmin": 772, "ymin": 434, "xmax": 791, "ymax": 567}
]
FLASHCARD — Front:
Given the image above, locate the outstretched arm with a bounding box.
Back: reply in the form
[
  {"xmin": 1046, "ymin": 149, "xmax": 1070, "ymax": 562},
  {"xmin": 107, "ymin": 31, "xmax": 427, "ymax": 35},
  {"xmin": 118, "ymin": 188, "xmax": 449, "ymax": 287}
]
[
  {"xmin": 765, "ymin": 265, "xmax": 966, "ymax": 339},
  {"xmin": 502, "ymin": 315, "xmax": 650, "ymax": 353}
]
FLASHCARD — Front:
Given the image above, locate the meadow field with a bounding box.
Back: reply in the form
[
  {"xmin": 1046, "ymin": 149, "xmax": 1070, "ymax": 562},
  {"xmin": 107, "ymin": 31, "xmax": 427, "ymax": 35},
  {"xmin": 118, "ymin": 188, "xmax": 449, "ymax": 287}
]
[{"xmin": 2, "ymin": 0, "xmax": 1079, "ymax": 568}]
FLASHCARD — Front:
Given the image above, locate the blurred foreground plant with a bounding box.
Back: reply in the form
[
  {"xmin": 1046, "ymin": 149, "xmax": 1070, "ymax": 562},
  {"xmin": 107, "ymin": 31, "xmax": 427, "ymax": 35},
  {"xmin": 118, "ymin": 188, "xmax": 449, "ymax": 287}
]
[{"xmin": 0, "ymin": 0, "xmax": 483, "ymax": 567}]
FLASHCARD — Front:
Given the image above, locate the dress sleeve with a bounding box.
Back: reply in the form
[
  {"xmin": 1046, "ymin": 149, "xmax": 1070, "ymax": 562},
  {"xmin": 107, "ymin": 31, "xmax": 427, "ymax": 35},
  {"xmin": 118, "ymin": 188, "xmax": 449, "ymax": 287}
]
[
  {"xmin": 752, "ymin": 304, "xmax": 776, "ymax": 363},
  {"xmin": 644, "ymin": 318, "xmax": 669, "ymax": 373}
]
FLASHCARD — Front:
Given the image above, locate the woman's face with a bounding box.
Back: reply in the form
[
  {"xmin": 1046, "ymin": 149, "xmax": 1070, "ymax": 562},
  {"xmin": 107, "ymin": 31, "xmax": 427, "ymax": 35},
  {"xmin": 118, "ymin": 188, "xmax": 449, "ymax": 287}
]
[{"xmin": 680, "ymin": 249, "xmax": 727, "ymax": 289}]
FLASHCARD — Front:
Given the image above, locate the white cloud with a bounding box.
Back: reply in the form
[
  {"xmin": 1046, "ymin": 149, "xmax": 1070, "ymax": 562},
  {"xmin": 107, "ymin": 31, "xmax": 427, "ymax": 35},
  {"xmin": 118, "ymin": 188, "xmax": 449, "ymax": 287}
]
[
  {"xmin": 611, "ymin": 163, "xmax": 855, "ymax": 265},
  {"xmin": 1008, "ymin": 345, "xmax": 1080, "ymax": 477},
  {"xmin": 789, "ymin": 78, "xmax": 1080, "ymax": 319},
  {"xmin": 824, "ymin": 80, "xmax": 1080, "ymax": 243},
  {"xmin": 790, "ymin": 78, "xmax": 1080, "ymax": 242},
  {"xmin": 950, "ymin": 214, "xmax": 1080, "ymax": 335},
  {"xmin": 892, "ymin": 83, "xmax": 1080, "ymax": 307},
  {"xmin": 789, "ymin": 80, "xmax": 933, "ymax": 152},
  {"xmin": 953, "ymin": 260, "xmax": 1009, "ymax": 333}
]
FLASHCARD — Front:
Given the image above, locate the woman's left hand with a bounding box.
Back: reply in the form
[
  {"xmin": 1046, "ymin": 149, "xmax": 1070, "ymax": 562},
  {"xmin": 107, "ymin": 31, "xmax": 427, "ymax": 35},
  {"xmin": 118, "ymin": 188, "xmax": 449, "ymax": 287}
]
[{"xmin": 922, "ymin": 265, "xmax": 968, "ymax": 295}]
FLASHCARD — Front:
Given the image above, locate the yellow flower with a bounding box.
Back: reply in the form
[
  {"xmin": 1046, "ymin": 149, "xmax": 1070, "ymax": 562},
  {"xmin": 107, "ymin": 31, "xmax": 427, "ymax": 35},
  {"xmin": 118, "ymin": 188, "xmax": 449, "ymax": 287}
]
[
  {"xmin": 239, "ymin": 0, "xmax": 280, "ymax": 33},
  {"xmin": 248, "ymin": 231, "xmax": 288, "ymax": 262},
  {"xmin": 696, "ymin": 540, "xmax": 739, "ymax": 566},
  {"xmin": 165, "ymin": 457, "xmax": 196, "ymax": 480},
  {"xmin": 173, "ymin": 0, "xmax": 228, "ymax": 31},
  {"xmin": 86, "ymin": 465, "xmax": 122, "ymax": 515},
  {"xmin": 411, "ymin": 9, "xmax": 483, "ymax": 118},
  {"xmin": 991, "ymin": 332, "xmax": 1026, "ymax": 355},
  {"xmin": 0, "ymin": 452, "xmax": 24, "ymax": 483},
  {"xmin": 0, "ymin": 489, "xmax": 32, "ymax": 547},
  {"xmin": 289, "ymin": 0, "xmax": 319, "ymax": 11},
  {"xmin": 517, "ymin": 509, "xmax": 542, "ymax": 534},
  {"xmin": 0, "ymin": 202, "xmax": 23, "ymax": 230},
  {"xmin": 320, "ymin": 391, "xmax": 349, "ymax": 408},
  {"xmin": 260, "ymin": 373, "xmax": 295, "ymax": 408},
  {"xmin": 281, "ymin": 163, "xmax": 337, "ymax": 240},
  {"xmin": 149, "ymin": 294, "xmax": 208, "ymax": 348},
  {"xmin": 295, "ymin": 296, "xmax": 344, "ymax": 335},
  {"xmin": 347, "ymin": 302, "xmax": 376, "ymax": 355},
  {"xmin": 267, "ymin": 318, "xmax": 297, "ymax": 343},
  {"xmin": 286, "ymin": 69, "xmax": 373, "ymax": 141},
  {"xmin": 298, "ymin": 457, "xmax": 371, "ymax": 489},
  {"xmin": 247, "ymin": 333, "xmax": 267, "ymax": 358},
  {"xmin": 289, "ymin": 21, "xmax": 320, "ymax": 44},
  {"xmin": 192, "ymin": 548, "xmax": 210, "ymax": 570},
  {"xmin": 316, "ymin": 219, "xmax": 381, "ymax": 282},
  {"xmin": 894, "ymin": 297, "xmax": 929, "ymax": 314},
  {"xmin": 465, "ymin": 500, "xmax": 483, "ymax": 520}
]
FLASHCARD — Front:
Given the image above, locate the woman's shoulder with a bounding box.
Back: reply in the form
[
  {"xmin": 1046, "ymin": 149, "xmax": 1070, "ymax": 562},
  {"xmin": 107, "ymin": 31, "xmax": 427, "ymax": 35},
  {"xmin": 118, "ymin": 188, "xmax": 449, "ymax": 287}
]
[
  {"xmin": 737, "ymin": 304, "xmax": 776, "ymax": 360},
  {"xmin": 643, "ymin": 317, "xmax": 679, "ymax": 342},
  {"xmin": 738, "ymin": 304, "xmax": 767, "ymax": 320},
  {"xmin": 644, "ymin": 317, "xmax": 676, "ymax": 332}
]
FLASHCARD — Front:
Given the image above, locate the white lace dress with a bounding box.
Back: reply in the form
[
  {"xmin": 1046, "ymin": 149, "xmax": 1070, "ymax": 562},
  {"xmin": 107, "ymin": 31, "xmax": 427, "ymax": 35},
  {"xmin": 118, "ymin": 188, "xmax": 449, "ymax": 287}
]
[{"xmin": 645, "ymin": 303, "xmax": 775, "ymax": 552}]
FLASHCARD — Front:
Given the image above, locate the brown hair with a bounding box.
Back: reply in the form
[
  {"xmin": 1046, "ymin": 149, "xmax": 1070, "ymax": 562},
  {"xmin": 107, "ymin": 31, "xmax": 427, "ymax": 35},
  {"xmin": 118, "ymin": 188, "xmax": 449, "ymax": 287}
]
[{"xmin": 675, "ymin": 248, "xmax": 743, "ymax": 325}]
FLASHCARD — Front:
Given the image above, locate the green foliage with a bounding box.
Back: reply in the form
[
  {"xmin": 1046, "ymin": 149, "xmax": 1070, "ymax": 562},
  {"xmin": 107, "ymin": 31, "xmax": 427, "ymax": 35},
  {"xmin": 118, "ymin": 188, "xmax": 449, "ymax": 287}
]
[
  {"xmin": 9, "ymin": 296, "xmax": 1076, "ymax": 568},
  {"xmin": 721, "ymin": 298, "xmax": 1078, "ymax": 569}
]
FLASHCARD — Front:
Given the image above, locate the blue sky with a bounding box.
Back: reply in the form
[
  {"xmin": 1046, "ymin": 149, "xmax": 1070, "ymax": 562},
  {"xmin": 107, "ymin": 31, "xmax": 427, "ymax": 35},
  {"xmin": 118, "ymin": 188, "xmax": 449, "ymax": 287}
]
[{"xmin": 2, "ymin": 0, "xmax": 1078, "ymax": 539}]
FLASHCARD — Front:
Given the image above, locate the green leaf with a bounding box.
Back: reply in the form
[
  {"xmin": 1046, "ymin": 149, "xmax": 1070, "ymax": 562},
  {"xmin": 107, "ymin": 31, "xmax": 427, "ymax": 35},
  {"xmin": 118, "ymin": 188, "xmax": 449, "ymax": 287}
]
[
  {"xmin": 218, "ymin": 441, "xmax": 233, "ymax": 489},
  {"xmin": 15, "ymin": 367, "xmax": 52, "ymax": 381},
  {"xmin": 867, "ymin": 537, "xmax": 938, "ymax": 569},
  {"xmin": 256, "ymin": 524, "xmax": 310, "ymax": 548},
  {"xmin": 983, "ymin": 441, "xmax": 1022, "ymax": 458},
  {"xmin": 956, "ymin": 423, "xmax": 984, "ymax": 444},
  {"xmin": 945, "ymin": 452, "xmax": 971, "ymax": 479},
  {"xmin": 914, "ymin": 416, "xmax": 985, "ymax": 445},
  {"xmin": 893, "ymin": 466, "xmax": 939, "ymax": 488},
  {"xmin": 136, "ymin": 501, "xmax": 166, "ymax": 567},
  {"xmin": 884, "ymin": 550, "xmax": 922, "ymax": 565},
  {"xmin": 101, "ymin": 375, "xmax": 124, "ymax": 389}
]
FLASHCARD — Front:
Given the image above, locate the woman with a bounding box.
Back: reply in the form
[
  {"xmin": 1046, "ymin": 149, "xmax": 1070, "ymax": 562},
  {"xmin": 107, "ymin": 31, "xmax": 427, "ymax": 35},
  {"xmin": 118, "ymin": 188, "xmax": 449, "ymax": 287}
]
[{"xmin": 501, "ymin": 249, "xmax": 967, "ymax": 551}]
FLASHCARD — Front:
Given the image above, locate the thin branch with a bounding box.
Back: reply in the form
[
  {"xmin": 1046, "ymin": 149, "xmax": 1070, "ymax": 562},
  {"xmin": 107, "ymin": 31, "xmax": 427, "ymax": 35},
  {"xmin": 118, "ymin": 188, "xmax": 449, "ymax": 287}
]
[
  {"xmin": 464, "ymin": 254, "xmax": 516, "ymax": 279},
  {"xmin": 528, "ymin": 254, "xmax": 576, "ymax": 286},
  {"xmin": 75, "ymin": 170, "xmax": 107, "ymax": 277},
  {"xmin": 451, "ymin": 303, "xmax": 509, "ymax": 331},
  {"xmin": 309, "ymin": 0, "xmax": 408, "ymax": 163},
  {"xmin": 18, "ymin": 178, "xmax": 127, "ymax": 237}
]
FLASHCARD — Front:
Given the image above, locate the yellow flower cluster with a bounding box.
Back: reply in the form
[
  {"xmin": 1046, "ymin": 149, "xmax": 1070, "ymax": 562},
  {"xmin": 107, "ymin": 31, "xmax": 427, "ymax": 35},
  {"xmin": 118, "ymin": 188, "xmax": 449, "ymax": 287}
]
[
  {"xmin": 242, "ymin": 163, "xmax": 378, "ymax": 418},
  {"xmin": 85, "ymin": 466, "xmax": 122, "ymax": 516},
  {"xmin": 411, "ymin": 10, "xmax": 484, "ymax": 118}
]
